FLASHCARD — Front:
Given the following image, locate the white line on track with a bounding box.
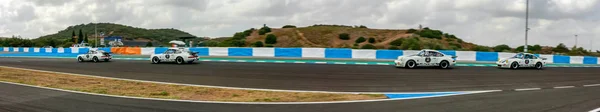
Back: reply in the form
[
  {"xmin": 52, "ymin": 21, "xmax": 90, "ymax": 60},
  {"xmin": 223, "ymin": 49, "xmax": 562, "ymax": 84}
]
[
  {"xmin": 235, "ymin": 60, "xmax": 247, "ymax": 62},
  {"xmin": 376, "ymin": 63, "xmax": 389, "ymax": 65},
  {"xmin": 333, "ymin": 62, "xmax": 346, "ymax": 64},
  {"xmin": 255, "ymin": 60, "xmax": 266, "ymax": 62},
  {"xmin": 314, "ymin": 62, "xmax": 327, "ymax": 64},
  {"xmin": 201, "ymin": 59, "xmax": 210, "ymax": 61},
  {"xmin": 293, "ymin": 61, "xmax": 306, "ymax": 63},
  {"xmin": 584, "ymin": 84, "xmax": 600, "ymax": 87},
  {"xmin": 553, "ymin": 86, "xmax": 575, "ymax": 89},
  {"xmin": 589, "ymin": 107, "xmax": 600, "ymax": 112},
  {"xmin": 355, "ymin": 63, "xmax": 368, "ymax": 65},
  {"xmin": 219, "ymin": 60, "xmax": 228, "ymax": 62},
  {"xmin": 514, "ymin": 88, "xmax": 541, "ymax": 91},
  {"xmin": 274, "ymin": 61, "xmax": 285, "ymax": 63}
]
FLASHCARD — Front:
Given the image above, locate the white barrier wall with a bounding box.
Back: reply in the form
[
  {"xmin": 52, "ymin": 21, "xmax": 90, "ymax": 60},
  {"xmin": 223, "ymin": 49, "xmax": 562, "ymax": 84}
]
[
  {"xmin": 570, "ymin": 56, "xmax": 584, "ymax": 64},
  {"xmin": 302, "ymin": 48, "xmax": 325, "ymax": 58},
  {"xmin": 352, "ymin": 49, "xmax": 376, "ymax": 59},
  {"xmin": 253, "ymin": 48, "xmax": 275, "ymax": 57},
  {"xmin": 540, "ymin": 54, "xmax": 554, "ymax": 63},
  {"xmin": 141, "ymin": 47, "xmax": 155, "ymax": 55},
  {"xmin": 14, "ymin": 48, "xmax": 19, "ymax": 52},
  {"xmin": 34, "ymin": 48, "xmax": 40, "ymax": 52},
  {"xmin": 209, "ymin": 47, "xmax": 228, "ymax": 56},
  {"xmin": 23, "ymin": 48, "xmax": 29, "ymax": 52},
  {"xmin": 45, "ymin": 48, "xmax": 52, "ymax": 53},
  {"xmin": 2, "ymin": 47, "xmax": 7, "ymax": 52},
  {"xmin": 57, "ymin": 48, "xmax": 64, "ymax": 53},
  {"xmin": 498, "ymin": 52, "xmax": 516, "ymax": 59},
  {"xmin": 403, "ymin": 50, "xmax": 420, "ymax": 56},
  {"xmin": 456, "ymin": 51, "xmax": 476, "ymax": 61}
]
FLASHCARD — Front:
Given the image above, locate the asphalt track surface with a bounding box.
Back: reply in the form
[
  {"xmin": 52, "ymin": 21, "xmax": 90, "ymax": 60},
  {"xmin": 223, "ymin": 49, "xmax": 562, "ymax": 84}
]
[
  {"xmin": 1, "ymin": 82, "xmax": 599, "ymax": 112},
  {"xmin": 1, "ymin": 57, "xmax": 600, "ymax": 92}
]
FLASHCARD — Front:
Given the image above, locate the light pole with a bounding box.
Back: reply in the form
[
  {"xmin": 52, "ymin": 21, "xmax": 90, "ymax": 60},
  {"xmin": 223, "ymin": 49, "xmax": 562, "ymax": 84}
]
[
  {"xmin": 524, "ymin": 0, "xmax": 529, "ymax": 52},
  {"xmin": 575, "ymin": 34, "xmax": 578, "ymax": 47}
]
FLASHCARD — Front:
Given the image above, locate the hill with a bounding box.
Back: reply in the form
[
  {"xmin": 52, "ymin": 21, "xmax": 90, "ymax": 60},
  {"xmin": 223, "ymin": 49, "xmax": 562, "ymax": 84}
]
[
  {"xmin": 38, "ymin": 23, "xmax": 196, "ymax": 45},
  {"xmin": 211, "ymin": 25, "xmax": 478, "ymax": 51}
]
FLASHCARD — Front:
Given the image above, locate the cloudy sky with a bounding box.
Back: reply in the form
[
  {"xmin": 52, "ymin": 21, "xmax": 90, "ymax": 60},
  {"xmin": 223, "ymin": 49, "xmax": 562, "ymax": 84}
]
[{"xmin": 1, "ymin": 0, "xmax": 599, "ymax": 50}]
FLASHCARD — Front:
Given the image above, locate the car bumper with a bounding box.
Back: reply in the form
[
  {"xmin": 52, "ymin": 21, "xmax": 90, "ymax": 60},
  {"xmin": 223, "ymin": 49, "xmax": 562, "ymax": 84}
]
[
  {"xmin": 184, "ymin": 57, "xmax": 198, "ymax": 62},
  {"xmin": 496, "ymin": 62, "xmax": 510, "ymax": 68},
  {"xmin": 100, "ymin": 57, "xmax": 112, "ymax": 60},
  {"xmin": 394, "ymin": 60, "xmax": 405, "ymax": 67}
]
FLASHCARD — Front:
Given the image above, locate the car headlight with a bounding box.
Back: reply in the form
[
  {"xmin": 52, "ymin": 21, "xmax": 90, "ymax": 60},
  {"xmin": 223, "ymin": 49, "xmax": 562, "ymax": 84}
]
[{"xmin": 503, "ymin": 60, "xmax": 508, "ymax": 63}]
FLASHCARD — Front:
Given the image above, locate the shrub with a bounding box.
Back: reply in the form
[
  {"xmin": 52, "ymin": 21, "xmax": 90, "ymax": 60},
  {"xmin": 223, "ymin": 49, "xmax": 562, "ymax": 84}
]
[
  {"xmin": 243, "ymin": 28, "xmax": 254, "ymax": 36},
  {"xmin": 338, "ymin": 33, "xmax": 350, "ymax": 40},
  {"xmin": 493, "ymin": 44, "xmax": 511, "ymax": 52},
  {"xmin": 368, "ymin": 37, "xmax": 375, "ymax": 43},
  {"xmin": 400, "ymin": 37, "xmax": 421, "ymax": 50},
  {"xmin": 389, "ymin": 38, "xmax": 403, "ymax": 46},
  {"xmin": 407, "ymin": 29, "xmax": 417, "ymax": 33},
  {"xmin": 145, "ymin": 42, "xmax": 153, "ymax": 47},
  {"xmin": 471, "ymin": 45, "xmax": 490, "ymax": 51},
  {"xmin": 258, "ymin": 25, "xmax": 271, "ymax": 35},
  {"xmin": 265, "ymin": 34, "xmax": 277, "ymax": 44},
  {"xmin": 253, "ymin": 41, "xmax": 264, "ymax": 47},
  {"xmin": 358, "ymin": 25, "xmax": 368, "ymax": 28},
  {"xmin": 265, "ymin": 44, "xmax": 274, "ymax": 47},
  {"xmin": 355, "ymin": 37, "xmax": 366, "ymax": 43},
  {"xmin": 282, "ymin": 25, "xmax": 296, "ymax": 28},
  {"xmin": 361, "ymin": 44, "xmax": 377, "ymax": 49}
]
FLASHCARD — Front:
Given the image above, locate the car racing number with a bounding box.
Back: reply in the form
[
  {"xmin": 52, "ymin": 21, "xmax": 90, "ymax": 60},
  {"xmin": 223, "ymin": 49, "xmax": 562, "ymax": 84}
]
[
  {"xmin": 425, "ymin": 57, "xmax": 431, "ymax": 63},
  {"xmin": 86, "ymin": 55, "xmax": 89, "ymax": 58},
  {"xmin": 165, "ymin": 55, "xmax": 170, "ymax": 59},
  {"xmin": 525, "ymin": 60, "xmax": 529, "ymax": 64}
]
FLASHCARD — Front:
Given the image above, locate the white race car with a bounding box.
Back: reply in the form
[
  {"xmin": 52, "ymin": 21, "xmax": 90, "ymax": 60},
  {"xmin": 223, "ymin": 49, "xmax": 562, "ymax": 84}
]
[
  {"xmin": 497, "ymin": 53, "xmax": 546, "ymax": 69},
  {"xmin": 151, "ymin": 48, "xmax": 199, "ymax": 64},
  {"xmin": 394, "ymin": 49, "xmax": 457, "ymax": 69},
  {"xmin": 77, "ymin": 50, "xmax": 112, "ymax": 62}
]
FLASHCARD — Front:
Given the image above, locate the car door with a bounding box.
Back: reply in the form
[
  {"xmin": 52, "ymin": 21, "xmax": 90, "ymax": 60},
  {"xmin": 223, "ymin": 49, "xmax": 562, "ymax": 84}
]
[
  {"xmin": 428, "ymin": 51, "xmax": 441, "ymax": 66},
  {"xmin": 521, "ymin": 54, "xmax": 533, "ymax": 67},
  {"xmin": 163, "ymin": 49, "xmax": 175, "ymax": 62},
  {"xmin": 414, "ymin": 51, "xmax": 426, "ymax": 66},
  {"xmin": 85, "ymin": 51, "xmax": 93, "ymax": 61}
]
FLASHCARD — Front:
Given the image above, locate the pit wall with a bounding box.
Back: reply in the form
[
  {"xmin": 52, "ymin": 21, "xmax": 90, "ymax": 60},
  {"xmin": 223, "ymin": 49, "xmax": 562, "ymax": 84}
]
[{"xmin": 1, "ymin": 47, "xmax": 599, "ymax": 64}]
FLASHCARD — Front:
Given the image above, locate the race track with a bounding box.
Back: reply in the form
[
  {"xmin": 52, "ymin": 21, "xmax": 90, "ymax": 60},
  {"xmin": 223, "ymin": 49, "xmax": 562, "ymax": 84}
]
[{"xmin": 1, "ymin": 57, "xmax": 599, "ymax": 92}]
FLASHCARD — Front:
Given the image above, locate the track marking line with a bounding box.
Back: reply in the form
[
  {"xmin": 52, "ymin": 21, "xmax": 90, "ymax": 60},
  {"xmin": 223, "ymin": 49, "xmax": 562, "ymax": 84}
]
[
  {"xmin": 376, "ymin": 63, "xmax": 390, "ymax": 65},
  {"xmin": 584, "ymin": 84, "xmax": 600, "ymax": 87},
  {"xmin": 333, "ymin": 62, "xmax": 346, "ymax": 64},
  {"xmin": 293, "ymin": 61, "xmax": 306, "ymax": 63},
  {"xmin": 255, "ymin": 60, "xmax": 266, "ymax": 62},
  {"xmin": 514, "ymin": 88, "xmax": 541, "ymax": 91},
  {"xmin": 218, "ymin": 60, "xmax": 228, "ymax": 62},
  {"xmin": 314, "ymin": 62, "xmax": 327, "ymax": 64},
  {"xmin": 589, "ymin": 107, "xmax": 600, "ymax": 112},
  {"xmin": 235, "ymin": 60, "xmax": 247, "ymax": 62},
  {"xmin": 355, "ymin": 63, "xmax": 368, "ymax": 65},
  {"xmin": 553, "ymin": 86, "xmax": 575, "ymax": 89},
  {"xmin": 201, "ymin": 59, "xmax": 210, "ymax": 61},
  {"xmin": 274, "ymin": 61, "xmax": 285, "ymax": 63}
]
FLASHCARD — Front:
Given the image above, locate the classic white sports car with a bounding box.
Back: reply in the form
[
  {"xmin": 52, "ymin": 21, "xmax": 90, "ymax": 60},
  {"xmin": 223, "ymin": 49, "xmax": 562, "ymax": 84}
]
[
  {"xmin": 394, "ymin": 49, "xmax": 457, "ymax": 69},
  {"xmin": 497, "ymin": 53, "xmax": 546, "ymax": 69},
  {"xmin": 77, "ymin": 50, "xmax": 112, "ymax": 62},
  {"xmin": 151, "ymin": 48, "xmax": 198, "ymax": 64}
]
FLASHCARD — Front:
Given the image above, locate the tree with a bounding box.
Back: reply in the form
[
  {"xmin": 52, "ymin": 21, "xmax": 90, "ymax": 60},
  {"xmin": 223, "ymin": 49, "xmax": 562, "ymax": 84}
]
[
  {"xmin": 389, "ymin": 38, "xmax": 403, "ymax": 46},
  {"xmin": 71, "ymin": 30, "xmax": 76, "ymax": 43},
  {"xmin": 471, "ymin": 45, "xmax": 490, "ymax": 51},
  {"xmin": 358, "ymin": 25, "xmax": 367, "ymax": 28},
  {"xmin": 530, "ymin": 44, "xmax": 542, "ymax": 51},
  {"xmin": 355, "ymin": 37, "xmax": 366, "ymax": 43},
  {"xmin": 252, "ymin": 41, "xmax": 264, "ymax": 47},
  {"xmin": 78, "ymin": 29, "xmax": 84, "ymax": 43},
  {"xmin": 493, "ymin": 44, "xmax": 511, "ymax": 52},
  {"xmin": 368, "ymin": 37, "xmax": 375, "ymax": 43},
  {"xmin": 282, "ymin": 25, "xmax": 296, "ymax": 28},
  {"xmin": 388, "ymin": 46, "xmax": 400, "ymax": 50},
  {"xmin": 407, "ymin": 29, "xmax": 417, "ymax": 33},
  {"xmin": 258, "ymin": 24, "xmax": 272, "ymax": 35},
  {"xmin": 552, "ymin": 43, "xmax": 569, "ymax": 53},
  {"xmin": 265, "ymin": 34, "xmax": 277, "ymax": 44},
  {"xmin": 145, "ymin": 42, "xmax": 153, "ymax": 47},
  {"xmin": 338, "ymin": 33, "xmax": 350, "ymax": 40},
  {"xmin": 360, "ymin": 44, "xmax": 376, "ymax": 49},
  {"xmin": 83, "ymin": 33, "xmax": 89, "ymax": 43}
]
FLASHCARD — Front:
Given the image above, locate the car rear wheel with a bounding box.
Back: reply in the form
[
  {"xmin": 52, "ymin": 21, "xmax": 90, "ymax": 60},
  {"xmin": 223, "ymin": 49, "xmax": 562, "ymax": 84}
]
[
  {"xmin": 92, "ymin": 57, "xmax": 99, "ymax": 63},
  {"xmin": 104, "ymin": 59, "xmax": 110, "ymax": 62},
  {"xmin": 535, "ymin": 62, "xmax": 543, "ymax": 70},
  {"xmin": 406, "ymin": 60, "xmax": 416, "ymax": 69},
  {"xmin": 176, "ymin": 57, "xmax": 184, "ymax": 64},
  {"xmin": 77, "ymin": 57, "xmax": 84, "ymax": 62},
  {"xmin": 510, "ymin": 62, "xmax": 519, "ymax": 69},
  {"xmin": 152, "ymin": 57, "xmax": 160, "ymax": 64},
  {"xmin": 440, "ymin": 61, "xmax": 449, "ymax": 69}
]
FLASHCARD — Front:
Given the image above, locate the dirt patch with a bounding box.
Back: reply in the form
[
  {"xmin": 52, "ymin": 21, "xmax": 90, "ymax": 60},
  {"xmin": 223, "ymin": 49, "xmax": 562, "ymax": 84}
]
[{"xmin": 0, "ymin": 67, "xmax": 385, "ymax": 102}]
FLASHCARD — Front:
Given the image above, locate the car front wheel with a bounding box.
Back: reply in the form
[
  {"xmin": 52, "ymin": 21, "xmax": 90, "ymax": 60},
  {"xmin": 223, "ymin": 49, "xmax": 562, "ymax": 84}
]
[
  {"xmin": 152, "ymin": 57, "xmax": 160, "ymax": 64},
  {"xmin": 176, "ymin": 57, "xmax": 184, "ymax": 64},
  {"xmin": 439, "ymin": 61, "xmax": 450, "ymax": 69},
  {"xmin": 406, "ymin": 60, "xmax": 417, "ymax": 69},
  {"xmin": 92, "ymin": 57, "xmax": 99, "ymax": 63},
  {"xmin": 78, "ymin": 57, "xmax": 84, "ymax": 62},
  {"xmin": 535, "ymin": 62, "xmax": 543, "ymax": 70},
  {"xmin": 510, "ymin": 62, "xmax": 519, "ymax": 69}
]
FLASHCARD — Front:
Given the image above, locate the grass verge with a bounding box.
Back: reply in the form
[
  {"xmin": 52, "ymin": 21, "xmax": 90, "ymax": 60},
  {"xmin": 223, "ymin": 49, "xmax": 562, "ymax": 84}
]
[{"xmin": 0, "ymin": 67, "xmax": 385, "ymax": 102}]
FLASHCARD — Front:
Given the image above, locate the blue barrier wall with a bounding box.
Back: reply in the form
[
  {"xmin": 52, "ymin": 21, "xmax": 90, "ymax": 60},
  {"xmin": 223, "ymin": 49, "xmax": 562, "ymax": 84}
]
[
  {"xmin": 583, "ymin": 56, "xmax": 598, "ymax": 64},
  {"xmin": 275, "ymin": 48, "xmax": 302, "ymax": 57},
  {"xmin": 18, "ymin": 47, "xmax": 24, "ymax": 52},
  {"xmin": 79, "ymin": 48, "xmax": 90, "ymax": 54},
  {"xmin": 476, "ymin": 52, "xmax": 498, "ymax": 61},
  {"xmin": 154, "ymin": 47, "xmax": 168, "ymax": 54},
  {"xmin": 51, "ymin": 48, "xmax": 58, "ymax": 53},
  {"xmin": 39, "ymin": 48, "xmax": 46, "ymax": 53},
  {"xmin": 189, "ymin": 48, "xmax": 209, "ymax": 56},
  {"xmin": 325, "ymin": 48, "xmax": 352, "ymax": 58},
  {"xmin": 228, "ymin": 48, "xmax": 253, "ymax": 56},
  {"xmin": 63, "ymin": 48, "xmax": 72, "ymax": 53},
  {"xmin": 376, "ymin": 50, "xmax": 403, "ymax": 59},
  {"xmin": 8, "ymin": 47, "xmax": 13, "ymax": 52},
  {"xmin": 553, "ymin": 55, "xmax": 570, "ymax": 64}
]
